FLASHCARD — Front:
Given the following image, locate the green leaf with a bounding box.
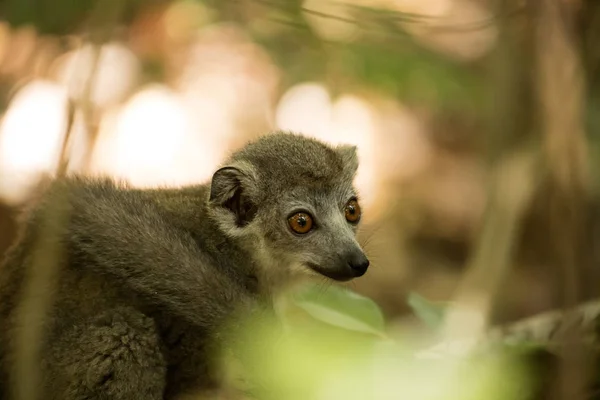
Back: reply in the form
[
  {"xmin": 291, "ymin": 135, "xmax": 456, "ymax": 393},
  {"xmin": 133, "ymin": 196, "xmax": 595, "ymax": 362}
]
[
  {"xmin": 407, "ymin": 292, "xmax": 448, "ymax": 329},
  {"xmin": 290, "ymin": 283, "xmax": 386, "ymax": 336}
]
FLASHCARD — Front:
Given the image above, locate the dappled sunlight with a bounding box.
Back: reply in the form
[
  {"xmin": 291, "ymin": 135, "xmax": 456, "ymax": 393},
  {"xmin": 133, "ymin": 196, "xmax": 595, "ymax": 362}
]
[
  {"xmin": 0, "ymin": 80, "xmax": 68, "ymax": 204},
  {"xmin": 56, "ymin": 42, "xmax": 140, "ymax": 108},
  {"xmin": 177, "ymin": 23, "xmax": 280, "ymax": 142},
  {"xmin": 101, "ymin": 85, "xmax": 188, "ymax": 186},
  {"xmin": 90, "ymin": 84, "xmax": 221, "ymax": 188},
  {"xmin": 276, "ymin": 82, "xmax": 333, "ymax": 141}
]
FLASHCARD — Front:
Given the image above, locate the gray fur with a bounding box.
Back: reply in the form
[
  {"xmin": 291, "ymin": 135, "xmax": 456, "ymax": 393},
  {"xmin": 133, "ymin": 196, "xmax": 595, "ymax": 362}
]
[{"xmin": 0, "ymin": 131, "xmax": 369, "ymax": 399}]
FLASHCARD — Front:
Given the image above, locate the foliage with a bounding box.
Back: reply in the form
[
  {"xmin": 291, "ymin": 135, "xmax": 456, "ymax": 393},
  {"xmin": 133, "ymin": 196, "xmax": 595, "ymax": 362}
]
[
  {"xmin": 226, "ymin": 283, "xmax": 538, "ymax": 400},
  {"xmin": 289, "ymin": 281, "xmax": 387, "ymax": 336},
  {"xmin": 0, "ymin": 0, "xmax": 153, "ymax": 35},
  {"xmin": 406, "ymin": 291, "xmax": 449, "ymax": 330}
]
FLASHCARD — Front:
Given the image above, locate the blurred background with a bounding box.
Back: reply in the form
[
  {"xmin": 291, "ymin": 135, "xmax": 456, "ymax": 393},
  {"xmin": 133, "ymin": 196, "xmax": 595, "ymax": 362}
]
[{"xmin": 0, "ymin": 0, "xmax": 599, "ymax": 328}]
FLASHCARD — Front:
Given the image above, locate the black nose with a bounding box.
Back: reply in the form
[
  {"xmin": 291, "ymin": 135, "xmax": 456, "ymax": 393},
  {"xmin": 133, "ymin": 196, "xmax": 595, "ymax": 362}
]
[{"xmin": 347, "ymin": 251, "xmax": 369, "ymax": 277}]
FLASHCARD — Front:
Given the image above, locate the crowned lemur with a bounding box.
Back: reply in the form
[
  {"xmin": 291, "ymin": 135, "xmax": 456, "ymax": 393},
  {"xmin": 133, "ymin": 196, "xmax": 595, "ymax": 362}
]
[{"xmin": 0, "ymin": 132, "xmax": 370, "ymax": 399}]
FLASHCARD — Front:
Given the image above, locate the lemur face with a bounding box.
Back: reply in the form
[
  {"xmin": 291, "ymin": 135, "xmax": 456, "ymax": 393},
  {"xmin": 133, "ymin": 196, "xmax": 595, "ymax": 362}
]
[
  {"xmin": 208, "ymin": 132, "xmax": 369, "ymax": 282},
  {"xmin": 267, "ymin": 190, "xmax": 369, "ymax": 282}
]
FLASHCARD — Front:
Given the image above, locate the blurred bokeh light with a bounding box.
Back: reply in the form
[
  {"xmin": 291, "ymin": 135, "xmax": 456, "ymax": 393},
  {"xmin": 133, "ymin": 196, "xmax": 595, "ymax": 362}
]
[
  {"xmin": 0, "ymin": 80, "xmax": 68, "ymax": 204},
  {"xmin": 90, "ymin": 84, "xmax": 196, "ymax": 187},
  {"xmin": 57, "ymin": 42, "xmax": 140, "ymax": 108}
]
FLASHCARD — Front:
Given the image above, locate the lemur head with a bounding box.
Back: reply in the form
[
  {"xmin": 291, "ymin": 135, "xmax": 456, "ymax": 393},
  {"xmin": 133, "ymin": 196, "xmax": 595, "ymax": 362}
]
[{"xmin": 207, "ymin": 131, "xmax": 369, "ymax": 282}]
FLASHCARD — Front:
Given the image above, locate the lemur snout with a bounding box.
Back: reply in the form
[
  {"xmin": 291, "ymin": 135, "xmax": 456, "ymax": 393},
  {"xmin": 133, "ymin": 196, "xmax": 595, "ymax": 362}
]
[{"xmin": 346, "ymin": 251, "xmax": 369, "ymax": 277}]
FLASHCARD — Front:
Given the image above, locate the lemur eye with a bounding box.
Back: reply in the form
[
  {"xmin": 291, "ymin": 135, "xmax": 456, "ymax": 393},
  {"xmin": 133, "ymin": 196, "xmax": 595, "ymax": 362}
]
[
  {"xmin": 344, "ymin": 199, "xmax": 361, "ymax": 223},
  {"xmin": 288, "ymin": 212, "xmax": 314, "ymax": 234}
]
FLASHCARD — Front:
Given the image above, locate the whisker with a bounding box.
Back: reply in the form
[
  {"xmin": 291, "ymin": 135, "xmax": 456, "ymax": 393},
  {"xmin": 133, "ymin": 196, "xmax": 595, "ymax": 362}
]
[{"xmin": 315, "ymin": 277, "xmax": 331, "ymax": 299}]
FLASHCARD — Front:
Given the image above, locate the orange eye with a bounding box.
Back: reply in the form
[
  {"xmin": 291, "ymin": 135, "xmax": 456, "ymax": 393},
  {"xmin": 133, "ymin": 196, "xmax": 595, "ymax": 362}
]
[
  {"xmin": 344, "ymin": 199, "xmax": 361, "ymax": 223},
  {"xmin": 288, "ymin": 212, "xmax": 314, "ymax": 234}
]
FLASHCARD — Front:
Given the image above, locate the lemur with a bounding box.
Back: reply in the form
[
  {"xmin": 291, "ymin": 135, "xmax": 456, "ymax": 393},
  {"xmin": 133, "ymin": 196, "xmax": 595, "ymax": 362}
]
[{"xmin": 0, "ymin": 132, "xmax": 370, "ymax": 399}]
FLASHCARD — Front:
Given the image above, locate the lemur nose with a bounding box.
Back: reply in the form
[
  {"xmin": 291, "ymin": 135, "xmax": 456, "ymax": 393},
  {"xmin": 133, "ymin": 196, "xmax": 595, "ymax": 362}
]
[{"xmin": 347, "ymin": 252, "xmax": 370, "ymax": 277}]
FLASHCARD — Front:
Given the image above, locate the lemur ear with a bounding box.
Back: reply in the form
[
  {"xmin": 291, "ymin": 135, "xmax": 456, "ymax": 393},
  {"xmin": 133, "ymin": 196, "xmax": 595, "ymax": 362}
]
[
  {"xmin": 209, "ymin": 162, "xmax": 258, "ymax": 227},
  {"xmin": 336, "ymin": 144, "xmax": 359, "ymax": 177}
]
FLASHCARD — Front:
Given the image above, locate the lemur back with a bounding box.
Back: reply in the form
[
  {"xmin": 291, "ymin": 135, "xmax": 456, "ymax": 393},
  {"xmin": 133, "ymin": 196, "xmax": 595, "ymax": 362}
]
[{"xmin": 0, "ymin": 132, "xmax": 370, "ymax": 400}]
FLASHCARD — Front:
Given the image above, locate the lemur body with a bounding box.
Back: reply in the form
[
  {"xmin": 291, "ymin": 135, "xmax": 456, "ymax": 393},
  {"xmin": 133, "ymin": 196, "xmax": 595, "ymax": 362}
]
[{"xmin": 0, "ymin": 132, "xmax": 369, "ymax": 399}]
